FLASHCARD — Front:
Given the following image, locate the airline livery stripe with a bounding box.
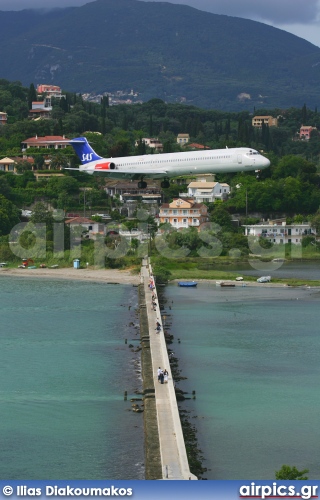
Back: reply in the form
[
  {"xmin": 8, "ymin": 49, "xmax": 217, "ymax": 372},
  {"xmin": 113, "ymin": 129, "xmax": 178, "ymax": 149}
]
[{"xmin": 95, "ymin": 163, "xmax": 110, "ymax": 170}]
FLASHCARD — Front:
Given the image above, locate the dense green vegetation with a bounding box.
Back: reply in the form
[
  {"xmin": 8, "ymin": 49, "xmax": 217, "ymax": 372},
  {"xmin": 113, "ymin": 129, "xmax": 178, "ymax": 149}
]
[
  {"xmin": 275, "ymin": 465, "xmax": 309, "ymax": 480},
  {"xmin": 1, "ymin": 79, "xmax": 320, "ymax": 268},
  {"xmin": 1, "ymin": 0, "xmax": 320, "ymax": 109}
]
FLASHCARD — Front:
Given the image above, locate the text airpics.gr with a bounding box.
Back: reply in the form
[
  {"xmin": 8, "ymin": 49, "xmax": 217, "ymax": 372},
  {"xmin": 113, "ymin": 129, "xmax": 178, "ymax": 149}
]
[{"xmin": 239, "ymin": 482, "xmax": 318, "ymax": 500}]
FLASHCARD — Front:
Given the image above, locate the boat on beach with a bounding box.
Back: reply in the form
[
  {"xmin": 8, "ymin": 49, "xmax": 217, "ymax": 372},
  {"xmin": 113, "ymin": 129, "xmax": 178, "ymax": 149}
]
[
  {"xmin": 216, "ymin": 281, "xmax": 235, "ymax": 287},
  {"xmin": 178, "ymin": 281, "xmax": 198, "ymax": 287}
]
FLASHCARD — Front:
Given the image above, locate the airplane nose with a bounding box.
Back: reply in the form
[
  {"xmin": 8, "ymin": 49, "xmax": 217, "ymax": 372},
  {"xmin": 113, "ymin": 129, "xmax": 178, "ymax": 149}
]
[{"xmin": 263, "ymin": 157, "xmax": 271, "ymax": 168}]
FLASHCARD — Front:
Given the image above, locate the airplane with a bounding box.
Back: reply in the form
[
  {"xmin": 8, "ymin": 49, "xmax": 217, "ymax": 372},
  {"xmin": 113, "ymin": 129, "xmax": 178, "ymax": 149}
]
[{"xmin": 67, "ymin": 136, "xmax": 270, "ymax": 188}]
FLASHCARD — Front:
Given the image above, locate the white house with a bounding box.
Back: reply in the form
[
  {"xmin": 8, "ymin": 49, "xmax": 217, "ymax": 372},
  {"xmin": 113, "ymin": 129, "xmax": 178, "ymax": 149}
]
[
  {"xmin": 180, "ymin": 181, "xmax": 230, "ymax": 203},
  {"xmin": 243, "ymin": 221, "xmax": 314, "ymax": 245},
  {"xmin": 134, "ymin": 138, "xmax": 163, "ymax": 151},
  {"xmin": 65, "ymin": 217, "xmax": 105, "ymax": 239},
  {"xmin": 119, "ymin": 229, "xmax": 149, "ymax": 242},
  {"xmin": 177, "ymin": 133, "xmax": 190, "ymax": 145}
]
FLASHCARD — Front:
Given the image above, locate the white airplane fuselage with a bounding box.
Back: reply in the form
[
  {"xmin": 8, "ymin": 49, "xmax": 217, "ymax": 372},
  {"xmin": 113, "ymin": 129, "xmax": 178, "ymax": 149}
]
[{"xmin": 76, "ymin": 147, "xmax": 270, "ymax": 179}]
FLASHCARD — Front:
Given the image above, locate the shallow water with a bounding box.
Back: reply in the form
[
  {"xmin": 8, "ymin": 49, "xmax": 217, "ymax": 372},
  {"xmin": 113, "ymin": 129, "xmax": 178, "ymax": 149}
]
[
  {"xmin": 0, "ymin": 277, "xmax": 144, "ymax": 479},
  {"xmin": 213, "ymin": 260, "xmax": 320, "ymax": 279},
  {"xmin": 164, "ymin": 282, "xmax": 320, "ymax": 479}
]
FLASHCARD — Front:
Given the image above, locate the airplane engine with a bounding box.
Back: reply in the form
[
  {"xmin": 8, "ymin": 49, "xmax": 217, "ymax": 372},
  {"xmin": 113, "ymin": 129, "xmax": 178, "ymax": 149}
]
[{"xmin": 95, "ymin": 161, "xmax": 116, "ymax": 171}]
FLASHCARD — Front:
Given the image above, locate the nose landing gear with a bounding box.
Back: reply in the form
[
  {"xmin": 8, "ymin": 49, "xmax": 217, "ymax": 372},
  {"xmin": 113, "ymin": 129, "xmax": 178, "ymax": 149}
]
[{"xmin": 161, "ymin": 179, "xmax": 170, "ymax": 189}]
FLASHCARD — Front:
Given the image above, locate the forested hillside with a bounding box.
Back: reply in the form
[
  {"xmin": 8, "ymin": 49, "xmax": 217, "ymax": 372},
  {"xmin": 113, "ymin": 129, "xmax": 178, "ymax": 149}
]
[
  {"xmin": 1, "ymin": 0, "xmax": 320, "ymax": 110},
  {"xmin": 1, "ymin": 78, "xmax": 320, "ymax": 218},
  {"xmin": 1, "ymin": 79, "xmax": 320, "ymax": 265}
]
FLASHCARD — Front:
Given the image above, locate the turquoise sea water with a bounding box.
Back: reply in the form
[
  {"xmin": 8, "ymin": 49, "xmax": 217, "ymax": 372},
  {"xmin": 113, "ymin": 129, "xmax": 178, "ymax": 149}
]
[
  {"xmin": 163, "ymin": 283, "xmax": 320, "ymax": 479},
  {"xmin": 0, "ymin": 277, "xmax": 144, "ymax": 480}
]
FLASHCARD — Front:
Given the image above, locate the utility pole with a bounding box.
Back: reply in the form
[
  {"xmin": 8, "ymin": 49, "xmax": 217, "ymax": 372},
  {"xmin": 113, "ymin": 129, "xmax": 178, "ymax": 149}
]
[{"xmin": 246, "ymin": 189, "xmax": 248, "ymax": 218}]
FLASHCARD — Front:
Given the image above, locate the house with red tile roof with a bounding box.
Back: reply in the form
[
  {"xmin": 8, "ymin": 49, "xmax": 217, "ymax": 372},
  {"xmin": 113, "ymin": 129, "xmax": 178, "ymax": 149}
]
[
  {"xmin": 21, "ymin": 135, "xmax": 70, "ymax": 151},
  {"xmin": 158, "ymin": 198, "xmax": 208, "ymax": 230}
]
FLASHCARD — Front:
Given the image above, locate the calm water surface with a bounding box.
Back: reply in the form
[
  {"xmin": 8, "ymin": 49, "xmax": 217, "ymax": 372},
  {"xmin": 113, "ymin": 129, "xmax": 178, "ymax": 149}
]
[
  {"xmin": 0, "ymin": 277, "xmax": 144, "ymax": 480},
  {"xmin": 164, "ymin": 281, "xmax": 320, "ymax": 479},
  {"xmin": 215, "ymin": 260, "xmax": 320, "ymax": 280}
]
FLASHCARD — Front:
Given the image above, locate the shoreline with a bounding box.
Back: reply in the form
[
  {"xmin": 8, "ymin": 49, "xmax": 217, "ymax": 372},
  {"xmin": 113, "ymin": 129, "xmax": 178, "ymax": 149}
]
[
  {"xmin": 0, "ymin": 267, "xmax": 140, "ymax": 285},
  {"xmin": 172, "ymin": 278, "xmax": 319, "ymax": 288},
  {"xmin": 1, "ymin": 267, "xmax": 318, "ymax": 288}
]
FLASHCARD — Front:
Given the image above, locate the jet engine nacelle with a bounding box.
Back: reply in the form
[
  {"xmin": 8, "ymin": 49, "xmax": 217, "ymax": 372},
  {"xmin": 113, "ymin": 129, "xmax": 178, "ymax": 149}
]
[{"xmin": 95, "ymin": 161, "xmax": 116, "ymax": 171}]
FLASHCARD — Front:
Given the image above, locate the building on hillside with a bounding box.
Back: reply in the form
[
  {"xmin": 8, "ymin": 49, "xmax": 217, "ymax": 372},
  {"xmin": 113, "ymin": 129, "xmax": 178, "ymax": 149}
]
[
  {"xmin": 21, "ymin": 135, "xmax": 70, "ymax": 151},
  {"xmin": 37, "ymin": 84, "xmax": 64, "ymax": 99},
  {"xmin": 187, "ymin": 143, "xmax": 210, "ymax": 150},
  {"xmin": 0, "ymin": 112, "xmax": 8, "ymax": 125},
  {"xmin": 158, "ymin": 198, "xmax": 208, "ymax": 230},
  {"xmin": 252, "ymin": 116, "xmax": 278, "ymax": 128},
  {"xmin": 299, "ymin": 125, "xmax": 318, "ymax": 140},
  {"xmin": 29, "ymin": 100, "xmax": 52, "ymax": 120},
  {"xmin": 65, "ymin": 217, "xmax": 106, "ymax": 240},
  {"xmin": 0, "ymin": 155, "xmax": 34, "ymax": 174},
  {"xmin": 177, "ymin": 133, "xmax": 190, "ymax": 145},
  {"xmin": 134, "ymin": 138, "xmax": 163, "ymax": 151},
  {"xmin": 118, "ymin": 229, "xmax": 149, "ymax": 243},
  {"xmin": 182, "ymin": 181, "xmax": 230, "ymax": 203},
  {"xmin": 105, "ymin": 180, "xmax": 162, "ymax": 204},
  {"xmin": 10, "ymin": 156, "xmax": 35, "ymax": 171},
  {"xmin": 0, "ymin": 157, "xmax": 17, "ymax": 173},
  {"xmin": 243, "ymin": 221, "xmax": 314, "ymax": 245}
]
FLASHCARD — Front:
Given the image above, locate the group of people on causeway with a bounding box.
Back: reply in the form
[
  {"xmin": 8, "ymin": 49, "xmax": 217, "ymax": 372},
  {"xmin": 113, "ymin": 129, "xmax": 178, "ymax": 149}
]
[
  {"xmin": 157, "ymin": 367, "xmax": 169, "ymax": 384},
  {"xmin": 149, "ymin": 275, "xmax": 168, "ymax": 384},
  {"xmin": 149, "ymin": 278, "xmax": 158, "ymax": 311}
]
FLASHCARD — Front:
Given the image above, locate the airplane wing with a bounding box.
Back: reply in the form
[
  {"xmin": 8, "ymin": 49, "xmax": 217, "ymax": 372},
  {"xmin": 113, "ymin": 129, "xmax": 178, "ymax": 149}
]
[
  {"xmin": 64, "ymin": 167, "xmax": 168, "ymax": 175},
  {"xmin": 107, "ymin": 168, "xmax": 168, "ymax": 175}
]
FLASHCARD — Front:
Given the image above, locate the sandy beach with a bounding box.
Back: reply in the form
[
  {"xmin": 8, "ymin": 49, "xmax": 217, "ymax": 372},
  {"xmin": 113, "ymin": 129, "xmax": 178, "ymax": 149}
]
[
  {"xmin": 1, "ymin": 267, "xmax": 316, "ymax": 287},
  {"xmin": 0, "ymin": 266, "xmax": 141, "ymax": 285}
]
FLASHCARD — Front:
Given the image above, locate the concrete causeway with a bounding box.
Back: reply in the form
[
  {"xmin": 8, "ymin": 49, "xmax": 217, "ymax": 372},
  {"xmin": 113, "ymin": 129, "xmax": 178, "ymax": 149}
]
[{"xmin": 141, "ymin": 259, "xmax": 197, "ymax": 480}]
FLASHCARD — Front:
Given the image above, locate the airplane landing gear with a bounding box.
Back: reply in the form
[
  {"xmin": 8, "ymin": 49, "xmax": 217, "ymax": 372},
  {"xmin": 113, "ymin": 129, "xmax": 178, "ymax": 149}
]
[
  {"xmin": 138, "ymin": 180, "xmax": 147, "ymax": 189},
  {"xmin": 161, "ymin": 179, "xmax": 170, "ymax": 189}
]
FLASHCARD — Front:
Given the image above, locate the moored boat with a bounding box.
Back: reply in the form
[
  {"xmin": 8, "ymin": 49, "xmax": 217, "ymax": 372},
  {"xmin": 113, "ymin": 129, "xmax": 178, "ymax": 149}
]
[{"xmin": 178, "ymin": 281, "xmax": 198, "ymax": 287}]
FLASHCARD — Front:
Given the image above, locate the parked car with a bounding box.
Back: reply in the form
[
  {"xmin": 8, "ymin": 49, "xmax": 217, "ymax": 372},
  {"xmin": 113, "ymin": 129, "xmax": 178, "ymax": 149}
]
[{"xmin": 257, "ymin": 276, "xmax": 271, "ymax": 283}]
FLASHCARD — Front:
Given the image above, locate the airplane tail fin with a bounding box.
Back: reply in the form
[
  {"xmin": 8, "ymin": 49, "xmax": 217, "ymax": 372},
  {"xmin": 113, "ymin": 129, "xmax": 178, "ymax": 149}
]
[{"xmin": 69, "ymin": 137, "xmax": 103, "ymax": 164}]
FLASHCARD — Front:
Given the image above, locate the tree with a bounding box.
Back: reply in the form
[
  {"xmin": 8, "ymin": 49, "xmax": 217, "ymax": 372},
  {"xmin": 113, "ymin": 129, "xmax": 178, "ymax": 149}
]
[
  {"xmin": 0, "ymin": 194, "xmax": 21, "ymax": 236},
  {"xmin": 153, "ymin": 264, "xmax": 172, "ymax": 284},
  {"xmin": 301, "ymin": 103, "xmax": 307, "ymax": 125},
  {"xmin": 27, "ymin": 83, "xmax": 37, "ymax": 110},
  {"xmin": 135, "ymin": 137, "xmax": 146, "ymax": 155},
  {"xmin": 310, "ymin": 212, "xmax": 320, "ymax": 235},
  {"xmin": 210, "ymin": 204, "xmax": 234, "ymax": 232},
  {"xmin": 275, "ymin": 465, "xmax": 309, "ymax": 480},
  {"xmin": 15, "ymin": 160, "xmax": 33, "ymax": 173},
  {"xmin": 30, "ymin": 202, "xmax": 53, "ymax": 226}
]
